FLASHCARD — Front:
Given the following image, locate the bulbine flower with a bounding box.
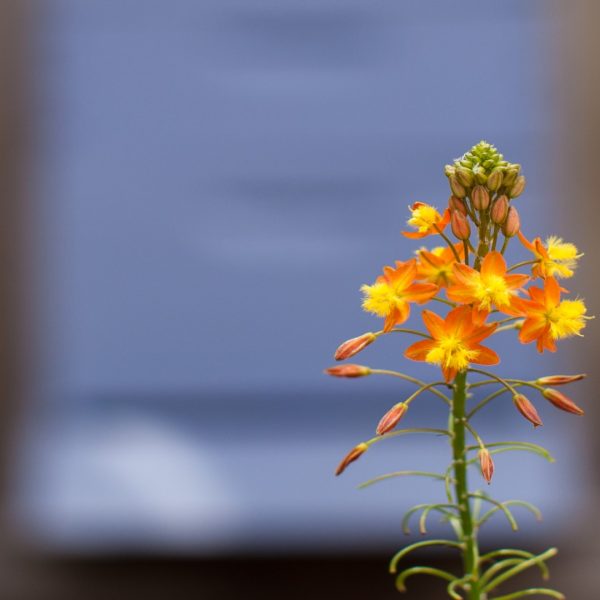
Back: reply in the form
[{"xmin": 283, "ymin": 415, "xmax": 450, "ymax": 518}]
[
  {"xmin": 376, "ymin": 402, "xmax": 408, "ymax": 435},
  {"xmin": 478, "ymin": 449, "xmax": 495, "ymax": 484},
  {"xmin": 446, "ymin": 251, "xmax": 528, "ymax": 321},
  {"xmin": 519, "ymin": 276, "xmax": 589, "ymax": 352},
  {"xmin": 402, "ymin": 202, "xmax": 450, "ymax": 239},
  {"xmin": 335, "ymin": 443, "xmax": 368, "ymax": 476},
  {"xmin": 416, "ymin": 244, "xmax": 464, "ymax": 287},
  {"xmin": 513, "ymin": 393, "xmax": 543, "ymax": 427},
  {"xmin": 518, "ymin": 232, "xmax": 582, "ymax": 279},
  {"xmin": 404, "ymin": 306, "xmax": 499, "ymax": 382},
  {"xmin": 325, "ymin": 364, "xmax": 371, "ymax": 378},
  {"xmin": 334, "ymin": 332, "xmax": 376, "ymax": 361},
  {"xmin": 361, "ymin": 259, "xmax": 438, "ymax": 332},
  {"xmin": 542, "ymin": 388, "xmax": 585, "ymax": 415}
]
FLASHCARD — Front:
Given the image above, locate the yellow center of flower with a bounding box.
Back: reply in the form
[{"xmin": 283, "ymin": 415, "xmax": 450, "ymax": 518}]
[
  {"xmin": 542, "ymin": 237, "xmax": 582, "ymax": 278},
  {"xmin": 361, "ymin": 282, "xmax": 407, "ymax": 316},
  {"xmin": 545, "ymin": 299, "xmax": 588, "ymax": 339},
  {"xmin": 472, "ymin": 274, "xmax": 511, "ymax": 310},
  {"xmin": 407, "ymin": 205, "xmax": 440, "ymax": 232},
  {"xmin": 425, "ymin": 336, "xmax": 478, "ymax": 371}
]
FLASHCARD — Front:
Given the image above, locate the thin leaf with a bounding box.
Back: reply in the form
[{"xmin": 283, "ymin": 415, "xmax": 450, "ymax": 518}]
[
  {"xmin": 469, "ymin": 494, "xmax": 519, "ymax": 531},
  {"xmin": 394, "ymin": 566, "xmax": 456, "ymax": 592},
  {"xmin": 358, "ymin": 470, "xmax": 448, "ymax": 490},
  {"xmin": 389, "ymin": 539, "xmax": 463, "ymax": 574},
  {"xmin": 492, "ymin": 588, "xmax": 565, "ymax": 600},
  {"xmin": 478, "ymin": 500, "xmax": 542, "ymax": 528},
  {"xmin": 401, "ymin": 503, "xmax": 459, "ymax": 535}
]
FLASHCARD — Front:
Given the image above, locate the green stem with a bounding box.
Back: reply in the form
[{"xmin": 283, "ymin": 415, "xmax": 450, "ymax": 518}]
[
  {"xmin": 434, "ymin": 225, "xmax": 462, "ymax": 262},
  {"xmin": 452, "ymin": 371, "xmax": 481, "ymax": 599}
]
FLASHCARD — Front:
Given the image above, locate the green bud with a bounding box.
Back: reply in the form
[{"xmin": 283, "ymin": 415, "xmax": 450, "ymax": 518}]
[
  {"xmin": 503, "ymin": 166, "xmax": 521, "ymax": 188},
  {"xmin": 486, "ymin": 168, "xmax": 503, "ymax": 192},
  {"xmin": 509, "ymin": 175, "xmax": 526, "ymax": 198},
  {"xmin": 471, "ymin": 185, "xmax": 490, "ymax": 211},
  {"xmin": 449, "ymin": 175, "xmax": 467, "ymax": 198},
  {"xmin": 472, "ymin": 164, "xmax": 488, "ymax": 184},
  {"xmin": 444, "ymin": 165, "xmax": 455, "ymax": 177},
  {"xmin": 455, "ymin": 166, "xmax": 474, "ymax": 187}
]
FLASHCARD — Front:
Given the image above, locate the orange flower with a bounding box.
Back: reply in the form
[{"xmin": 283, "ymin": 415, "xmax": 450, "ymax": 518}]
[
  {"xmin": 416, "ymin": 244, "xmax": 464, "ymax": 287},
  {"xmin": 361, "ymin": 259, "xmax": 438, "ymax": 332},
  {"xmin": 404, "ymin": 306, "xmax": 499, "ymax": 382},
  {"xmin": 402, "ymin": 202, "xmax": 451, "ymax": 239},
  {"xmin": 518, "ymin": 276, "xmax": 589, "ymax": 353},
  {"xmin": 518, "ymin": 231, "xmax": 582, "ymax": 279},
  {"xmin": 446, "ymin": 251, "xmax": 528, "ymax": 322}
]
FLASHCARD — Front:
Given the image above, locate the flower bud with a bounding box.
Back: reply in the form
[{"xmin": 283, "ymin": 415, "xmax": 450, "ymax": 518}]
[
  {"xmin": 471, "ymin": 185, "xmax": 490, "ymax": 211},
  {"xmin": 325, "ymin": 364, "xmax": 371, "ymax": 378},
  {"xmin": 501, "ymin": 206, "xmax": 520, "ymax": 237},
  {"xmin": 503, "ymin": 166, "xmax": 520, "ymax": 188},
  {"xmin": 444, "ymin": 165, "xmax": 455, "ymax": 177},
  {"xmin": 478, "ymin": 448, "xmax": 494, "ymax": 484},
  {"xmin": 334, "ymin": 333, "xmax": 376, "ymax": 361},
  {"xmin": 486, "ymin": 168, "xmax": 503, "ymax": 192},
  {"xmin": 376, "ymin": 402, "xmax": 408, "ymax": 435},
  {"xmin": 509, "ymin": 175, "xmax": 526, "ymax": 199},
  {"xmin": 335, "ymin": 442, "xmax": 368, "ymax": 476},
  {"xmin": 455, "ymin": 166, "xmax": 474, "ymax": 188},
  {"xmin": 449, "ymin": 175, "xmax": 467, "ymax": 199},
  {"xmin": 513, "ymin": 394, "xmax": 543, "ymax": 427},
  {"xmin": 448, "ymin": 195, "xmax": 467, "ymax": 215},
  {"xmin": 490, "ymin": 195, "xmax": 509, "ymax": 224},
  {"xmin": 473, "ymin": 164, "xmax": 487, "ymax": 184},
  {"xmin": 536, "ymin": 374, "xmax": 586, "ymax": 386},
  {"xmin": 542, "ymin": 388, "xmax": 584, "ymax": 416},
  {"xmin": 451, "ymin": 210, "xmax": 471, "ymax": 240}
]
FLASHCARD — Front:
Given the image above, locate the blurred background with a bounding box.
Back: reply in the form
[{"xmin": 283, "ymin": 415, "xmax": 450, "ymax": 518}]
[{"xmin": 1, "ymin": 0, "xmax": 599, "ymax": 598}]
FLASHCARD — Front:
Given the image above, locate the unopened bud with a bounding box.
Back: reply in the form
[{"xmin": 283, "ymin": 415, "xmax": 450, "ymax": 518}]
[
  {"xmin": 490, "ymin": 195, "xmax": 509, "ymax": 225},
  {"xmin": 449, "ymin": 175, "xmax": 467, "ymax": 199},
  {"xmin": 513, "ymin": 394, "xmax": 543, "ymax": 427},
  {"xmin": 376, "ymin": 402, "xmax": 408, "ymax": 435},
  {"xmin": 486, "ymin": 168, "xmax": 503, "ymax": 192},
  {"xmin": 473, "ymin": 164, "xmax": 487, "ymax": 184},
  {"xmin": 451, "ymin": 210, "xmax": 471, "ymax": 240},
  {"xmin": 335, "ymin": 442, "xmax": 368, "ymax": 476},
  {"xmin": 444, "ymin": 165, "xmax": 455, "ymax": 177},
  {"xmin": 509, "ymin": 175, "xmax": 526, "ymax": 199},
  {"xmin": 536, "ymin": 374, "xmax": 586, "ymax": 386},
  {"xmin": 455, "ymin": 166, "xmax": 474, "ymax": 188},
  {"xmin": 325, "ymin": 364, "xmax": 371, "ymax": 378},
  {"xmin": 448, "ymin": 195, "xmax": 467, "ymax": 215},
  {"xmin": 471, "ymin": 185, "xmax": 490, "ymax": 211},
  {"xmin": 503, "ymin": 166, "xmax": 520, "ymax": 188},
  {"xmin": 334, "ymin": 333, "xmax": 376, "ymax": 361},
  {"xmin": 478, "ymin": 448, "xmax": 494, "ymax": 484},
  {"xmin": 542, "ymin": 388, "xmax": 584, "ymax": 416},
  {"xmin": 502, "ymin": 207, "xmax": 520, "ymax": 237}
]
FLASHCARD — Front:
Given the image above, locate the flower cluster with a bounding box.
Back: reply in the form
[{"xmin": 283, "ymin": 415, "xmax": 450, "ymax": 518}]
[{"xmin": 325, "ymin": 141, "xmax": 590, "ymax": 599}]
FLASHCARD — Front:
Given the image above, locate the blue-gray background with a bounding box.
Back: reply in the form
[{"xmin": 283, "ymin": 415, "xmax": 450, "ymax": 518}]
[{"xmin": 16, "ymin": 0, "xmax": 586, "ymax": 554}]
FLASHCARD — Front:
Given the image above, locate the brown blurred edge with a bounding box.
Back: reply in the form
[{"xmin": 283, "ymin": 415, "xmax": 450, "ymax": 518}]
[{"xmin": 0, "ymin": 0, "xmax": 599, "ymax": 598}]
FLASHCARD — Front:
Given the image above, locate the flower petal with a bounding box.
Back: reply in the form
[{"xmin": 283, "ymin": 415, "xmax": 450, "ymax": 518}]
[
  {"xmin": 471, "ymin": 344, "xmax": 500, "ymax": 366},
  {"xmin": 404, "ymin": 339, "xmax": 436, "ymax": 361},
  {"xmin": 421, "ymin": 310, "xmax": 446, "ymax": 339},
  {"xmin": 481, "ymin": 251, "xmax": 507, "ymax": 278}
]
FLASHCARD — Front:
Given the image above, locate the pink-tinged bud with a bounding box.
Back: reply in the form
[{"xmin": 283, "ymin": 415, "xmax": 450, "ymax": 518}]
[
  {"xmin": 478, "ymin": 448, "xmax": 494, "ymax": 484},
  {"xmin": 503, "ymin": 166, "xmax": 520, "ymax": 188},
  {"xmin": 334, "ymin": 332, "xmax": 376, "ymax": 361},
  {"xmin": 376, "ymin": 402, "xmax": 408, "ymax": 435},
  {"xmin": 486, "ymin": 168, "xmax": 503, "ymax": 192},
  {"xmin": 536, "ymin": 374, "xmax": 586, "ymax": 386},
  {"xmin": 449, "ymin": 175, "xmax": 467, "ymax": 199},
  {"xmin": 471, "ymin": 185, "xmax": 490, "ymax": 211},
  {"xmin": 542, "ymin": 388, "xmax": 585, "ymax": 416},
  {"xmin": 513, "ymin": 394, "xmax": 543, "ymax": 428},
  {"xmin": 490, "ymin": 195, "xmax": 509, "ymax": 225},
  {"xmin": 509, "ymin": 175, "xmax": 526, "ymax": 199},
  {"xmin": 324, "ymin": 364, "xmax": 371, "ymax": 378},
  {"xmin": 501, "ymin": 206, "xmax": 520, "ymax": 237},
  {"xmin": 451, "ymin": 210, "xmax": 471, "ymax": 240},
  {"xmin": 335, "ymin": 442, "xmax": 368, "ymax": 476},
  {"xmin": 448, "ymin": 195, "xmax": 467, "ymax": 215}
]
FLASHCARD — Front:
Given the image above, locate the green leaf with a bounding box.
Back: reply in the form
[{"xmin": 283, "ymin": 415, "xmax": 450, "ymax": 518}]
[
  {"xmin": 401, "ymin": 503, "xmax": 459, "ymax": 535},
  {"xmin": 492, "ymin": 588, "xmax": 565, "ymax": 600},
  {"xmin": 394, "ymin": 566, "xmax": 456, "ymax": 592},
  {"xmin": 358, "ymin": 471, "xmax": 448, "ymax": 490},
  {"xmin": 469, "ymin": 493, "xmax": 519, "ymax": 531},
  {"xmin": 466, "ymin": 441, "xmax": 555, "ymax": 463},
  {"xmin": 389, "ymin": 540, "xmax": 463, "ymax": 574},
  {"xmin": 479, "ymin": 500, "xmax": 542, "ymax": 529}
]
